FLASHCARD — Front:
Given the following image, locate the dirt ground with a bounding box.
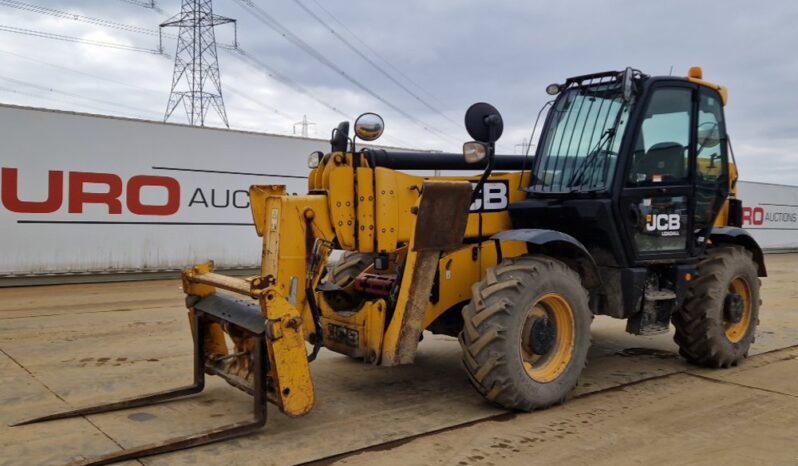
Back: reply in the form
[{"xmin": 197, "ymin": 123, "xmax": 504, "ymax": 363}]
[{"xmin": 1, "ymin": 254, "xmax": 797, "ymax": 466}]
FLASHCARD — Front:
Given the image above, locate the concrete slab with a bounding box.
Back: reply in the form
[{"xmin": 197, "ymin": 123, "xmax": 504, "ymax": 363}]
[
  {"xmin": 333, "ymin": 347, "xmax": 798, "ymax": 466},
  {"xmin": 690, "ymin": 347, "xmax": 798, "ymax": 397}
]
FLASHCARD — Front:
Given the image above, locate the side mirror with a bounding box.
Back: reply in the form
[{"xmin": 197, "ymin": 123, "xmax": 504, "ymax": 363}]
[
  {"xmin": 463, "ymin": 142, "xmax": 488, "ymax": 164},
  {"xmin": 463, "ymin": 103, "xmax": 502, "ymax": 205},
  {"xmin": 354, "ymin": 112, "xmax": 385, "ymax": 142},
  {"xmin": 464, "ymin": 102, "xmax": 503, "ymax": 143},
  {"xmin": 698, "ymin": 122, "xmax": 721, "ymax": 148}
]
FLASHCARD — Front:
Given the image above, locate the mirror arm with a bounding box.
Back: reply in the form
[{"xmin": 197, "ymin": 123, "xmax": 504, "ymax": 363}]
[
  {"xmin": 470, "ymin": 118, "xmax": 500, "ymax": 203},
  {"xmin": 351, "ymin": 135, "xmax": 358, "ymax": 166},
  {"xmin": 470, "ymin": 142, "xmax": 496, "ymax": 204}
]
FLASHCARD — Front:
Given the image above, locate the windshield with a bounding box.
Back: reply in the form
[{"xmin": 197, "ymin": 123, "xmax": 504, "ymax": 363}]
[{"xmin": 531, "ymin": 83, "xmax": 634, "ymax": 193}]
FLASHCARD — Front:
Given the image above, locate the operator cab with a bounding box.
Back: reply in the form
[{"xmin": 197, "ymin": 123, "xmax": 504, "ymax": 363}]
[
  {"xmin": 513, "ymin": 67, "xmax": 731, "ymax": 267},
  {"xmin": 504, "ymin": 67, "xmax": 739, "ymax": 330}
]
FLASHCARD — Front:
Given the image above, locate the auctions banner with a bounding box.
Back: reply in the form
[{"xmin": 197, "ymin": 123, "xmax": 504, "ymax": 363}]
[{"xmin": 0, "ymin": 105, "xmax": 317, "ymax": 275}]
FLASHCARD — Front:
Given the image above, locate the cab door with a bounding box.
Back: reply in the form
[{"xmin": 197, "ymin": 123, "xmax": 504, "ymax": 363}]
[
  {"xmin": 691, "ymin": 88, "xmax": 730, "ymax": 254},
  {"xmin": 619, "ymin": 84, "xmax": 695, "ymax": 262}
]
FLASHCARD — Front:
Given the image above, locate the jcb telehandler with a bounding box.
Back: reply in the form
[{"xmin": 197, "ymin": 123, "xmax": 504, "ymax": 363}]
[{"xmin": 17, "ymin": 67, "xmax": 765, "ymax": 465}]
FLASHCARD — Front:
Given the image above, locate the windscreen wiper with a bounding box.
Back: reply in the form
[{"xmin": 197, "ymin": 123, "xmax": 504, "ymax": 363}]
[{"xmin": 567, "ymin": 127, "xmax": 615, "ymax": 189}]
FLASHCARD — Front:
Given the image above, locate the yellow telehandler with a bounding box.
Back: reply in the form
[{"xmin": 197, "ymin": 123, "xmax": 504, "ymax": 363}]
[{"xmin": 16, "ymin": 67, "xmax": 766, "ymax": 465}]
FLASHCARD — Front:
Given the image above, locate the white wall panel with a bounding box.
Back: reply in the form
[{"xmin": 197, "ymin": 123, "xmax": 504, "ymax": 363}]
[
  {"xmin": 2, "ymin": 104, "xmax": 794, "ymax": 277},
  {"xmin": 737, "ymin": 181, "xmax": 798, "ymax": 251},
  {"xmin": 0, "ymin": 104, "xmax": 321, "ymax": 275}
]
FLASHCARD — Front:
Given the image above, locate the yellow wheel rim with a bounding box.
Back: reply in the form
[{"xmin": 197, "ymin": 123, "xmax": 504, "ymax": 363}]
[
  {"xmin": 725, "ymin": 276, "xmax": 752, "ymax": 343},
  {"xmin": 520, "ymin": 293, "xmax": 576, "ymax": 383}
]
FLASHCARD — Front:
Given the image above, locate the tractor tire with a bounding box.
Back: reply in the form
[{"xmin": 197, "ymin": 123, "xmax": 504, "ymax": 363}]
[
  {"xmin": 459, "ymin": 255, "xmax": 592, "ymax": 411},
  {"xmin": 323, "ymin": 252, "xmax": 375, "ymax": 311},
  {"xmin": 328, "ymin": 251, "xmax": 375, "ymax": 287},
  {"xmin": 673, "ymin": 245, "xmax": 761, "ymax": 368}
]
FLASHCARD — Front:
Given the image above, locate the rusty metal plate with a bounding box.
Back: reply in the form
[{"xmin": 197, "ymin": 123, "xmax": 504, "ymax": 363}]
[{"xmin": 413, "ymin": 180, "xmax": 473, "ymax": 252}]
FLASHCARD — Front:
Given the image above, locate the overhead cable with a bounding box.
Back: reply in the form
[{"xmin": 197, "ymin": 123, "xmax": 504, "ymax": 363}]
[
  {"xmin": 232, "ymin": 0, "xmax": 458, "ymax": 144},
  {"xmin": 294, "ymin": 0, "xmax": 460, "ymax": 129},
  {"xmin": 0, "ymin": 24, "xmax": 162, "ymax": 54},
  {"xmin": 0, "ymin": 74, "xmax": 162, "ymax": 117}
]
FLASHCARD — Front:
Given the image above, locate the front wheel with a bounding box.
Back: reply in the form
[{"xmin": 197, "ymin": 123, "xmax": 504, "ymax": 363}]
[
  {"xmin": 673, "ymin": 245, "xmax": 761, "ymax": 368},
  {"xmin": 459, "ymin": 255, "xmax": 592, "ymax": 411}
]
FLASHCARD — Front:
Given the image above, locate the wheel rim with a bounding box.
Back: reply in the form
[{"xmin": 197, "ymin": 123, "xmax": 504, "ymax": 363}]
[
  {"xmin": 725, "ymin": 276, "xmax": 752, "ymax": 343},
  {"xmin": 520, "ymin": 293, "xmax": 576, "ymax": 383}
]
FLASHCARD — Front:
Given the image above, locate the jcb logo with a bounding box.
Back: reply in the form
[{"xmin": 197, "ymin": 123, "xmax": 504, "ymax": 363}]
[
  {"xmin": 646, "ymin": 214, "xmax": 681, "ymax": 233},
  {"xmin": 470, "ymin": 181, "xmax": 509, "ymax": 212}
]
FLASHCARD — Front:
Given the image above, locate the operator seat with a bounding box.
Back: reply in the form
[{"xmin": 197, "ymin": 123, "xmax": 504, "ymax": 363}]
[{"xmin": 631, "ymin": 142, "xmax": 686, "ymax": 183}]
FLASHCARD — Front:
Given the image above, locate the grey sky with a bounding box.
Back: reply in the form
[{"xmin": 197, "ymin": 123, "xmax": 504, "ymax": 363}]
[{"xmin": 0, "ymin": 0, "xmax": 796, "ymax": 183}]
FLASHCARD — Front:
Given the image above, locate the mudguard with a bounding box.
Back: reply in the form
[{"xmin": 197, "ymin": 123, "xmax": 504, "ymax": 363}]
[
  {"xmin": 710, "ymin": 226, "xmax": 767, "ymax": 277},
  {"xmin": 491, "ymin": 229, "xmax": 601, "ymax": 288}
]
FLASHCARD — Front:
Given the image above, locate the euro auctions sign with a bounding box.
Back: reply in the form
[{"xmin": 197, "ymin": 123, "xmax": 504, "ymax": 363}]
[
  {"xmin": 0, "ymin": 104, "xmax": 320, "ymax": 276},
  {"xmin": 1, "ymin": 168, "xmax": 184, "ymax": 216},
  {"xmin": 0, "ymin": 167, "xmax": 266, "ymax": 218},
  {"xmin": 736, "ymin": 181, "xmax": 798, "ymax": 251},
  {"xmin": 741, "ymin": 205, "xmax": 798, "ymax": 226}
]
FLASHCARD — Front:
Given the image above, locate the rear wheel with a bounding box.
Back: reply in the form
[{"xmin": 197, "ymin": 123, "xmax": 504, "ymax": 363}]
[
  {"xmin": 459, "ymin": 255, "xmax": 592, "ymax": 411},
  {"xmin": 673, "ymin": 245, "xmax": 761, "ymax": 368}
]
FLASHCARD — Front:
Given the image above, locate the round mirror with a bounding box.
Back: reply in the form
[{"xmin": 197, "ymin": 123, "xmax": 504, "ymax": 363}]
[
  {"xmin": 354, "ymin": 112, "xmax": 385, "ymax": 141},
  {"xmin": 697, "ymin": 122, "xmax": 721, "ymax": 148},
  {"xmin": 464, "ymin": 102, "xmax": 503, "ymax": 143}
]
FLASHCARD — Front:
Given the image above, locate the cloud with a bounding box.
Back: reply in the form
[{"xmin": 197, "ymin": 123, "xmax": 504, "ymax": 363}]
[{"xmin": 0, "ymin": 0, "xmax": 795, "ymax": 183}]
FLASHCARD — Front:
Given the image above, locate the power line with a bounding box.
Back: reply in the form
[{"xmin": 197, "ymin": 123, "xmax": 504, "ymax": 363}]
[
  {"xmin": 0, "ymin": 74, "xmax": 161, "ymax": 116},
  {"xmin": 224, "ymin": 85, "xmax": 297, "ymax": 122},
  {"xmin": 0, "ymin": 47, "xmax": 161, "ymax": 94},
  {"xmin": 229, "ymin": 49, "xmax": 415, "ymax": 147},
  {"xmin": 0, "ymin": 0, "xmax": 169, "ymax": 37},
  {"xmin": 0, "ymin": 24, "xmax": 162, "ymax": 54},
  {"xmin": 0, "ymin": 84, "xmax": 137, "ymax": 116},
  {"xmin": 0, "ymin": 3, "xmax": 276, "ymax": 118},
  {"xmin": 0, "ymin": 75, "xmax": 162, "ymax": 118},
  {"xmin": 116, "ymin": 0, "xmax": 164, "ymax": 14},
  {"xmin": 0, "ymin": 47, "xmax": 304, "ymax": 132},
  {"xmin": 0, "ymin": 6, "xmax": 413, "ymax": 144},
  {"xmin": 231, "ymin": 0, "xmax": 458, "ymax": 145},
  {"xmin": 293, "ymin": 0, "xmax": 460, "ymax": 129},
  {"xmin": 229, "ymin": 47, "xmax": 353, "ymax": 121},
  {"xmin": 307, "ymin": 0, "xmax": 447, "ymax": 109},
  {"xmin": 1, "ymin": 48, "xmax": 300, "ymax": 126},
  {"xmin": 0, "ymin": 37, "xmax": 301, "ymax": 131}
]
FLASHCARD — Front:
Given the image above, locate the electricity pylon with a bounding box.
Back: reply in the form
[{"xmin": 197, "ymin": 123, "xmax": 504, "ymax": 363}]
[{"xmin": 161, "ymin": 0, "xmax": 236, "ymax": 127}]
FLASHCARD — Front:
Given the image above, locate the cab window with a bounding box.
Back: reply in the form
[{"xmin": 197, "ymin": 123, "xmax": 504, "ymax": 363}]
[{"xmin": 627, "ymin": 88, "xmax": 692, "ymax": 186}]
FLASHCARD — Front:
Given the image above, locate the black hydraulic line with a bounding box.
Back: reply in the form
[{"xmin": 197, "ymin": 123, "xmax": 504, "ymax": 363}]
[
  {"xmin": 364, "ymin": 149, "xmax": 528, "ymax": 171},
  {"xmin": 305, "ymin": 286, "xmax": 324, "ymax": 362}
]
